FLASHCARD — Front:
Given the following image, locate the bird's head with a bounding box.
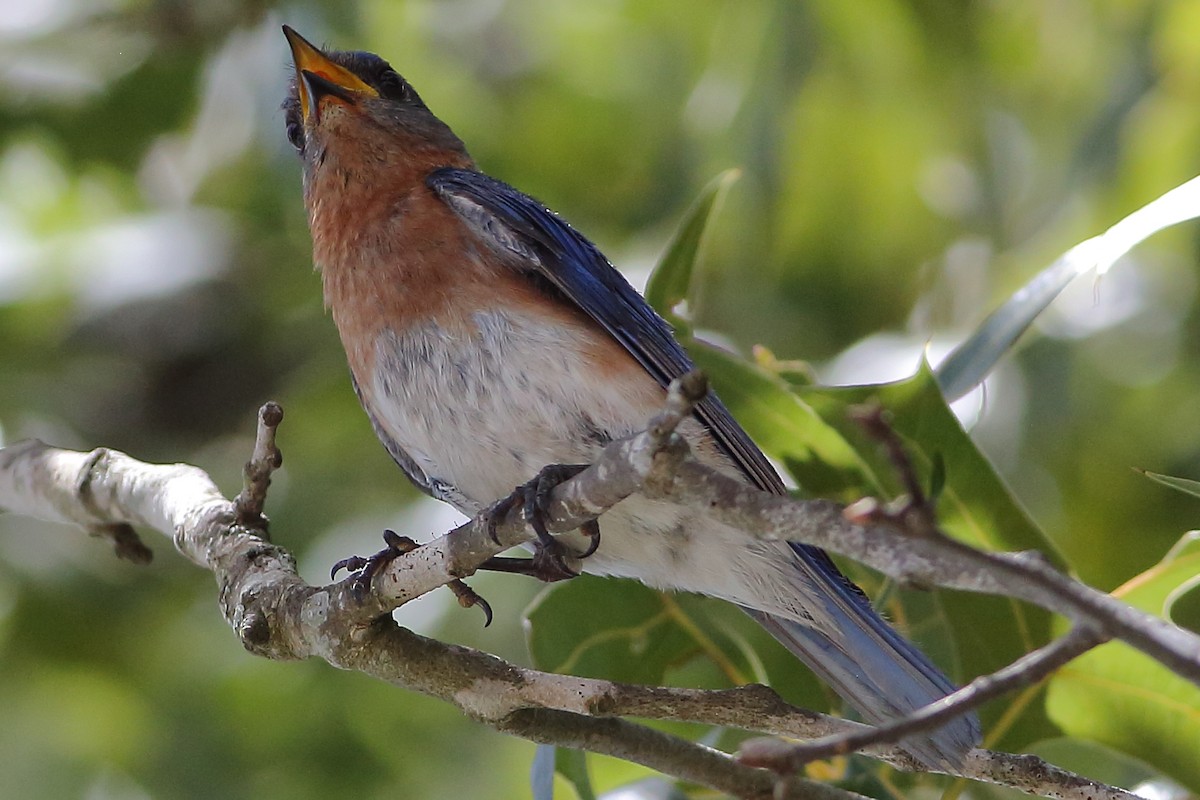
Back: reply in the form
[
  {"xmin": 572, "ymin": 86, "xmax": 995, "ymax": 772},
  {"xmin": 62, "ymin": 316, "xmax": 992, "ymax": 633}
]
[{"xmin": 282, "ymin": 26, "xmax": 469, "ymax": 183}]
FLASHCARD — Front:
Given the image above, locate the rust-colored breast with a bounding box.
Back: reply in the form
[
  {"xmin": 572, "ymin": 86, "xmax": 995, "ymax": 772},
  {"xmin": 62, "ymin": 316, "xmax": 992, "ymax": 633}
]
[{"xmin": 309, "ymin": 156, "xmax": 642, "ymax": 390}]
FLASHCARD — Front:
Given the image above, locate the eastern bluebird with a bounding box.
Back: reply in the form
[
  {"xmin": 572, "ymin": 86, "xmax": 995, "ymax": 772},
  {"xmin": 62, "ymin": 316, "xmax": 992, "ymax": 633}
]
[{"xmin": 282, "ymin": 26, "xmax": 980, "ymax": 768}]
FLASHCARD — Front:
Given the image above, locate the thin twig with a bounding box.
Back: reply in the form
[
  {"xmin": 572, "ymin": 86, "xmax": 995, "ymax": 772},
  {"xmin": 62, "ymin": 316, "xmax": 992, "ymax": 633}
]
[
  {"xmin": 739, "ymin": 625, "xmax": 1108, "ymax": 771},
  {"xmin": 643, "ymin": 460, "xmax": 1200, "ymax": 685},
  {"xmin": 850, "ymin": 404, "xmax": 928, "ymax": 510},
  {"xmin": 234, "ymin": 401, "xmax": 284, "ymax": 530}
]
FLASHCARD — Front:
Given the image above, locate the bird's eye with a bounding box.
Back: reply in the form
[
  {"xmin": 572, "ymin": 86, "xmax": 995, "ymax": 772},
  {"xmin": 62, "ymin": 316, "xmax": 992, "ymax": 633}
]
[
  {"xmin": 377, "ymin": 69, "xmax": 409, "ymax": 102},
  {"xmin": 286, "ymin": 118, "xmax": 305, "ymax": 151}
]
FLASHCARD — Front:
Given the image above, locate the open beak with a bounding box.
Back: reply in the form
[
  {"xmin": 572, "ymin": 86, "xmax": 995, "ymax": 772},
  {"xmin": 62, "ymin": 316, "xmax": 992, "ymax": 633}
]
[{"xmin": 283, "ymin": 25, "xmax": 378, "ymax": 123}]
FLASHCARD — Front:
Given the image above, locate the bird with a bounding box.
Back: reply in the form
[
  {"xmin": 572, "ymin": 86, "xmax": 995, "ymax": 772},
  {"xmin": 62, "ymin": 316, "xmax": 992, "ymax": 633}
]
[{"xmin": 281, "ymin": 25, "xmax": 981, "ymax": 769}]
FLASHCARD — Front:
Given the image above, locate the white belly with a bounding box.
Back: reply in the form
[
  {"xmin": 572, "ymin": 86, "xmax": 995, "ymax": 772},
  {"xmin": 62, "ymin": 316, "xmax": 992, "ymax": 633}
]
[
  {"xmin": 368, "ymin": 308, "xmax": 663, "ymax": 507},
  {"xmin": 364, "ymin": 307, "xmax": 796, "ymax": 603}
]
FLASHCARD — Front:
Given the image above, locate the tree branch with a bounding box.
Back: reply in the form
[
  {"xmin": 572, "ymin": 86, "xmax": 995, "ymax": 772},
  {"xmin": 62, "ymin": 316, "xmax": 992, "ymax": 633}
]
[
  {"xmin": 315, "ymin": 382, "xmax": 1200, "ymax": 688},
  {"xmin": 0, "ymin": 384, "xmax": 1162, "ymax": 799},
  {"xmin": 634, "ymin": 461, "xmax": 1200, "ymax": 684},
  {"xmin": 497, "ymin": 708, "xmax": 863, "ymax": 800}
]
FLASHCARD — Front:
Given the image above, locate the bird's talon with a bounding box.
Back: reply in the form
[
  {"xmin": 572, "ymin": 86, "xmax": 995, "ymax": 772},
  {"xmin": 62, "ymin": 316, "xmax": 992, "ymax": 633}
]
[
  {"xmin": 526, "ymin": 463, "xmax": 597, "ymax": 559},
  {"xmin": 478, "ymin": 553, "xmax": 578, "ymax": 582},
  {"xmin": 527, "ymin": 463, "xmax": 599, "ymax": 576},
  {"xmin": 330, "ymin": 555, "xmax": 368, "ymax": 580},
  {"xmin": 533, "ymin": 541, "xmax": 580, "ymax": 580},
  {"xmin": 485, "ymin": 492, "xmax": 520, "ymax": 545},
  {"xmin": 577, "ymin": 520, "xmax": 601, "ymax": 559},
  {"xmin": 331, "ymin": 528, "xmax": 415, "ymax": 597},
  {"xmin": 522, "ymin": 481, "xmax": 548, "ymax": 539},
  {"xmin": 449, "ymin": 581, "xmax": 494, "ymax": 627},
  {"xmin": 477, "ymin": 596, "xmax": 494, "ymax": 627}
]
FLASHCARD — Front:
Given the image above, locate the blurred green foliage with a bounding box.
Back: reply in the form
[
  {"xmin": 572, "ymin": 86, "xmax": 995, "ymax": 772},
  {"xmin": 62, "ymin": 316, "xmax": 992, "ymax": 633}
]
[
  {"xmin": 2, "ymin": 1, "xmax": 1200, "ymax": 798},
  {"xmin": 1047, "ymin": 536, "xmax": 1200, "ymax": 790}
]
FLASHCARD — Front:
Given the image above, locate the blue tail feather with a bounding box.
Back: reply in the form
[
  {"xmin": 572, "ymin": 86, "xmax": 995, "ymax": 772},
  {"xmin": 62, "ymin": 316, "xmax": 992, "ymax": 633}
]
[{"xmin": 743, "ymin": 544, "xmax": 981, "ymax": 769}]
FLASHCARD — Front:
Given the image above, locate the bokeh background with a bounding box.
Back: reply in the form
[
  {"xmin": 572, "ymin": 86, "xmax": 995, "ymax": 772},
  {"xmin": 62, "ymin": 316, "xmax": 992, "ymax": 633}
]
[{"xmin": 1, "ymin": 1, "xmax": 1199, "ymax": 798}]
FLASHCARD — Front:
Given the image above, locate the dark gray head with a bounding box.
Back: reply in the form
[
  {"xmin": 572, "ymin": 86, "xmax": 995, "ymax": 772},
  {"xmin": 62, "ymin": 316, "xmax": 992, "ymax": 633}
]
[{"xmin": 282, "ymin": 26, "xmax": 467, "ymax": 168}]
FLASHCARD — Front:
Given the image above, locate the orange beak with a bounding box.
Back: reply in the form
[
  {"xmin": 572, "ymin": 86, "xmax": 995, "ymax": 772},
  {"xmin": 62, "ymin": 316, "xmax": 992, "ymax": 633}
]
[{"xmin": 283, "ymin": 25, "xmax": 378, "ymax": 122}]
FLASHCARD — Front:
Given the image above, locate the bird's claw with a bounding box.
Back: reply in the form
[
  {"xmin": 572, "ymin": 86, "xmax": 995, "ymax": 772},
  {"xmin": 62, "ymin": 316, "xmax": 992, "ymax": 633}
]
[
  {"xmin": 330, "ymin": 554, "xmax": 370, "ymax": 578},
  {"xmin": 330, "ymin": 528, "xmax": 411, "ymax": 602},
  {"xmin": 485, "ymin": 491, "xmax": 519, "ymax": 546},
  {"xmin": 525, "ymin": 463, "xmax": 601, "ymax": 564},
  {"xmin": 447, "ymin": 580, "xmax": 494, "ymax": 627},
  {"xmin": 481, "ymin": 463, "xmax": 601, "ymax": 582},
  {"xmin": 576, "ymin": 519, "xmax": 601, "ymax": 559},
  {"xmin": 331, "ymin": 529, "xmax": 493, "ymax": 625}
]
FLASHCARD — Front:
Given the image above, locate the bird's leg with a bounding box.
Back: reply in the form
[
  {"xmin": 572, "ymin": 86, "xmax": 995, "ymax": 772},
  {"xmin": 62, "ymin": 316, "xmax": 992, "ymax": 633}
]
[
  {"xmin": 482, "ymin": 463, "xmax": 602, "ymax": 583},
  {"xmin": 331, "ymin": 529, "xmax": 493, "ymax": 625}
]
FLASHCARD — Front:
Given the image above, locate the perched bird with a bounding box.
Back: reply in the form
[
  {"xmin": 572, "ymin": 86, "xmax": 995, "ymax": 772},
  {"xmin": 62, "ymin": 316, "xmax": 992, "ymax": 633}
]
[{"xmin": 282, "ymin": 26, "xmax": 980, "ymax": 768}]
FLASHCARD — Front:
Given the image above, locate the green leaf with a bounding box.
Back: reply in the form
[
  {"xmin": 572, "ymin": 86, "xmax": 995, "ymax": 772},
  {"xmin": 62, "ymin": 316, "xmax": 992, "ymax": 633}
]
[
  {"xmin": 928, "ymin": 451, "xmax": 946, "ymax": 504},
  {"xmin": 937, "ymin": 175, "xmax": 1200, "ymax": 401},
  {"xmin": 644, "ymin": 169, "xmax": 740, "ymax": 321},
  {"xmin": 524, "ymin": 576, "xmax": 699, "ymax": 684},
  {"xmin": 598, "ymin": 778, "xmax": 690, "ymax": 800},
  {"xmin": 556, "ymin": 748, "xmax": 597, "ymax": 800},
  {"xmin": 1158, "ymin": 534, "xmax": 1200, "ymax": 632},
  {"xmin": 795, "ymin": 367, "xmax": 1062, "ymax": 559},
  {"xmin": 1138, "ymin": 469, "xmax": 1200, "ymax": 501},
  {"xmin": 685, "ymin": 341, "xmax": 880, "ymax": 499},
  {"xmin": 524, "ymin": 576, "xmax": 830, "ymax": 712},
  {"xmin": 1046, "ymin": 548, "xmax": 1200, "ymax": 791}
]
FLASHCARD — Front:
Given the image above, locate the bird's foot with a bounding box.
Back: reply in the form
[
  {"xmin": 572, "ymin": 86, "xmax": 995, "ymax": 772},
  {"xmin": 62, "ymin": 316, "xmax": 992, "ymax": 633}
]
[
  {"xmin": 331, "ymin": 529, "xmax": 493, "ymax": 625},
  {"xmin": 330, "ymin": 528, "xmax": 410, "ymax": 597},
  {"xmin": 478, "ymin": 553, "xmax": 576, "ymax": 583},
  {"xmin": 483, "ymin": 463, "xmax": 601, "ymax": 582}
]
